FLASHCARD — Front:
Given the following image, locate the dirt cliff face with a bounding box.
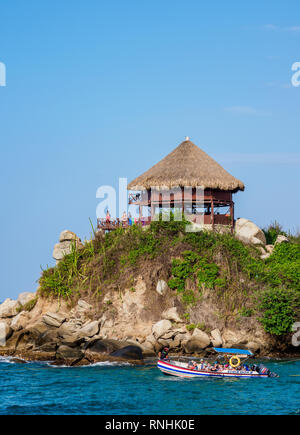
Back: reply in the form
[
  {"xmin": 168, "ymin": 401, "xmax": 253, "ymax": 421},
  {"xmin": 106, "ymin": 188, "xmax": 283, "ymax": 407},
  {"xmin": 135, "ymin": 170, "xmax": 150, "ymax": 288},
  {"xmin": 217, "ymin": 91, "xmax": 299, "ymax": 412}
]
[{"xmin": 1, "ymin": 221, "xmax": 299, "ymax": 365}]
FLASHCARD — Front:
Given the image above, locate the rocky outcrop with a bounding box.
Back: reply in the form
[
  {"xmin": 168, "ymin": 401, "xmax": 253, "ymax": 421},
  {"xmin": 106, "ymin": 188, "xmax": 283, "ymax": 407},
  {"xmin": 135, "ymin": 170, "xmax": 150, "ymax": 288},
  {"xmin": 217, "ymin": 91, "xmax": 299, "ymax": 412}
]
[
  {"xmin": 11, "ymin": 312, "xmax": 30, "ymax": 331},
  {"xmin": 275, "ymin": 235, "xmax": 289, "ymax": 245},
  {"xmin": 259, "ymin": 235, "xmax": 289, "ymax": 260},
  {"xmin": 156, "ymin": 280, "xmax": 169, "ymax": 296},
  {"xmin": 162, "ymin": 307, "xmax": 182, "ymax": 323},
  {"xmin": 152, "ymin": 320, "xmax": 173, "ymax": 339},
  {"xmin": 59, "ymin": 230, "xmax": 81, "ymax": 243},
  {"xmin": 17, "ymin": 292, "xmax": 36, "ymax": 307},
  {"xmin": 0, "ymin": 222, "xmax": 294, "ymax": 366},
  {"xmin": 235, "ymin": 218, "xmax": 266, "ymax": 246},
  {"xmin": 52, "ymin": 230, "xmax": 83, "ymax": 263},
  {"xmin": 42, "ymin": 312, "xmax": 66, "ymax": 328},
  {"xmin": 183, "ymin": 328, "xmax": 211, "ymax": 353},
  {"xmin": 0, "ymin": 299, "xmax": 21, "ymax": 318},
  {"xmin": 0, "ymin": 320, "xmax": 13, "ymax": 343},
  {"xmin": 110, "ymin": 345, "xmax": 143, "ymax": 360},
  {"xmin": 210, "ymin": 328, "xmax": 223, "ymax": 347},
  {"xmin": 78, "ymin": 321, "xmax": 100, "ymax": 338},
  {"xmin": 56, "ymin": 345, "xmax": 83, "ymax": 362}
]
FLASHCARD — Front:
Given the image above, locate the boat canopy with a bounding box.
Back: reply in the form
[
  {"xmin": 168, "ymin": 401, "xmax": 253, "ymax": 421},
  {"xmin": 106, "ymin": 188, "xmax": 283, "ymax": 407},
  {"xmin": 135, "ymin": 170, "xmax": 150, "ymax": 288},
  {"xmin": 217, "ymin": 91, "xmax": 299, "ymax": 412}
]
[{"xmin": 213, "ymin": 348, "xmax": 253, "ymax": 356}]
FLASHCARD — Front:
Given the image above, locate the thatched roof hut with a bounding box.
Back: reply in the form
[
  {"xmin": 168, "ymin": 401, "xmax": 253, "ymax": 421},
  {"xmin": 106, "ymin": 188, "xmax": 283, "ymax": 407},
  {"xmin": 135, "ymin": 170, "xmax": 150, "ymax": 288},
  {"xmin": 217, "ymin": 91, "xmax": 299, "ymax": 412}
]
[{"xmin": 127, "ymin": 139, "xmax": 244, "ymax": 193}]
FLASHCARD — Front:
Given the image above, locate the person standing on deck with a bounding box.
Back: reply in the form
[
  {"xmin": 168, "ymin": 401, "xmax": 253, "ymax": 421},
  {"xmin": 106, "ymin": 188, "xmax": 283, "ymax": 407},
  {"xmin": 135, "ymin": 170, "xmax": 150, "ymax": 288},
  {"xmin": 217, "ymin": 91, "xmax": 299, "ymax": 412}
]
[{"xmin": 158, "ymin": 347, "xmax": 170, "ymax": 362}]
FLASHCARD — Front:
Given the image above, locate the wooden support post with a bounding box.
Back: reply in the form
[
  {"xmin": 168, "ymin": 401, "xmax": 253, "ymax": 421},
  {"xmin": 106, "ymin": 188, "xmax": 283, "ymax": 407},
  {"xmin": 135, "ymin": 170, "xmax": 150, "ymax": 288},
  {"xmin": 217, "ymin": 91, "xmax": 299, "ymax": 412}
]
[
  {"xmin": 151, "ymin": 202, "xmax": 155, "ymax": 221},
  {"xmin": 182, "ymin": 187, "xmax": 185, "ymax": 218},
  {"xmin": 230, "ymin": 201, "xmax": 234, "ymax": 233},
  {"xmin": 211, "ymin": 199, "xmax": 215, "ymax": 230}
]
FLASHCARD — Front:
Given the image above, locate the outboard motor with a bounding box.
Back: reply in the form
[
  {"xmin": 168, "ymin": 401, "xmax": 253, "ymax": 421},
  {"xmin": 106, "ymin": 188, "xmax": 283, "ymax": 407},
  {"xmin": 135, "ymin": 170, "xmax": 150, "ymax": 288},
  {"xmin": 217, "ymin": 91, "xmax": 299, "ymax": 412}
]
[
  {"xmin": 259, "ymin": 364, "xmax": 269, "ymax": 375},
  {"xmin": 259, "ymin": 364, "xmax": 279, "ymax": 377}
]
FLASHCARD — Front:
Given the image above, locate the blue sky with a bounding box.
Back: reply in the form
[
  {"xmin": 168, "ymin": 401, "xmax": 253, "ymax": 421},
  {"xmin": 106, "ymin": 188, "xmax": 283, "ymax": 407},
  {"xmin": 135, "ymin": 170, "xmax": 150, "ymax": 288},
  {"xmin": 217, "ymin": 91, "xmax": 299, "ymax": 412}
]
[{"xmin": 0, "ymin": 0, "xmax": 300, "ymax": 300}]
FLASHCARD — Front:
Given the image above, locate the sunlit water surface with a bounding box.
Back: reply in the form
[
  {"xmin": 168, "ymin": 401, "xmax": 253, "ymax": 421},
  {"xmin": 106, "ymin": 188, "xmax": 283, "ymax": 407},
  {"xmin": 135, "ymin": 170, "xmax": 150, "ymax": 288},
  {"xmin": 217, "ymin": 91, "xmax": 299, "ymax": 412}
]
[{"xmin": 0, "ymin": 357, "xmax": 299, "ymax": 415}]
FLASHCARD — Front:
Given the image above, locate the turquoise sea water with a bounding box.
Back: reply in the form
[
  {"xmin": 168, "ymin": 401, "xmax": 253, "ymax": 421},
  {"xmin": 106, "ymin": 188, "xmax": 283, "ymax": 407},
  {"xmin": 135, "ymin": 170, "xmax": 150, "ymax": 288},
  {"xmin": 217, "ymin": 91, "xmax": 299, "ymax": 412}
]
[{"xmin": 0, "ymin": 357, "xmax": 299, "ymax": 415}]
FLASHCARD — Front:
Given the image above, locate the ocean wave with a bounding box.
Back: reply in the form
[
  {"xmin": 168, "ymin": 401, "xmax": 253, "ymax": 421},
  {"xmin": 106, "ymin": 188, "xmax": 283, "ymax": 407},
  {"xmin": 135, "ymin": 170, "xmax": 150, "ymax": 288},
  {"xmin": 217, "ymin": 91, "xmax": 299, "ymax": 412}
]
[
  {"xmin": 0, "ymin": 356, "xmax": 14, "ymax": 364},
  {"xmin": 89, "ymin": 361, "xmax": 132, "ymax": 367},
  {"xmin": 46, "ymin": 360, "xmax": 132, "ymax": 368}
]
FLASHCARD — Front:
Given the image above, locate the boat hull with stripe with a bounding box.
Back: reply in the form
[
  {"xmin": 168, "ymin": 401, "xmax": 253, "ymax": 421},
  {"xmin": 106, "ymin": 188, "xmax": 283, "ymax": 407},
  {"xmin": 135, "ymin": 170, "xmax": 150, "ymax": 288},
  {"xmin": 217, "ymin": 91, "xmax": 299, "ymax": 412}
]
[{"xmin": 157, "ymin": 360, "xmax": 269, "ymax": 379}]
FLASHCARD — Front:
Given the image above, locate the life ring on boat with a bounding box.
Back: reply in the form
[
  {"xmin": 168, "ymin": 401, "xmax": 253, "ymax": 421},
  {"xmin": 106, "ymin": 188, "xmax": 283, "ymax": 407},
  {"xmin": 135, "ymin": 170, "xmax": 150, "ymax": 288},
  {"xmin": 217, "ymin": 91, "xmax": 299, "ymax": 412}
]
[{"xmin": 229, "ymin": 356, "xmax": 240, "ymax": 368}]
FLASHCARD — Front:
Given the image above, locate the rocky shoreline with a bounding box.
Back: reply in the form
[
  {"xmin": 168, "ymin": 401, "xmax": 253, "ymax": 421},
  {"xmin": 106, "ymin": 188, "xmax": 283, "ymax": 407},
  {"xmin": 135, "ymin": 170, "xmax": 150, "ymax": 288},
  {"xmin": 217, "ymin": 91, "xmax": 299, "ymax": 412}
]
[
  {"xmin": 0, "ymin": 289, "xmax": 297, "ymax": 366},
  {"xmin": 1, "ymin": 222, "xmax": 299, "ymax": 366}
]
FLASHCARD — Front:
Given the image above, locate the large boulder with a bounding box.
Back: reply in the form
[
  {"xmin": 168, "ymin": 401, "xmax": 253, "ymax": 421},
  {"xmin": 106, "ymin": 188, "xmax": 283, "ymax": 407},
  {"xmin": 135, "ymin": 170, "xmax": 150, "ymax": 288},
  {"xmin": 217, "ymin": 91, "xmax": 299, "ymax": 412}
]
[
  {"xmin": 35, "ymin": 329, "xmax": 59, "ymax": 348},
  {"xmin": 11, "ymin": 311, "xmax": 30, "ymax": 331},
  {"xmin": 56, "ymin": 345, "xmax": 83, "ymax": 361},
  {"xmin": 110, "ymin": 345, "xmax": 143, "ymax": 360},
  {"xmin": 58, "ymin": 322, "xmax": 78, "ymax": 337},
  {"xmin": 275, "ymin": 235, "xmax": 289, "ymax": 245},
  {"xmin": 17, "ymin": 292, "xmax": 36, "ymax": 307},
  {"xmin": 222, "ymin": 329, "xmax": 247, "ymax": 348},
  {"xmin": 210, "ymin": 329, "xmax": 223, "ymax": 347},
  {"xmin": 53, "ymin": 230, "xmax": 83, "ymax": 263},
  {"xmin": 0, "ymin": 298, "xmax": 21, "ymax": 318},
  {"xmin": 59, "ymin": 230, "xmax": 81, "ymax": 243},
  {"xmin": 77, "ymin": 299, "xmax": 93, "ymax": 312},
  {"xmin": 162, "ymin": 307, "xmax": 182, "ymax": 323},
  {"xmin": 27, "ymin": 320, "xmax": 49, "ymax": 337},
  {"xmin": 78, "ymin": 321, "xmax": 99, "ymax": 338},
  {"xmin": 42, "ymin": 312, "xmax": 66, "ymax": 328},
  {"xmin": 156, "ymin": 280, "xmax": 169, "ymax": 296},
  {"xmin": 53, "ymin": 241, "xmax": 75, "ymax": 262},
  {"xmin": 235, "ymin": 218, "xmax": 266, "ymax": 246},
  {"xmin": 57, "ymin": 322, "xmax": 85, "ymax": 347},
  {"xmin": 152, "ymin": 320, "xmax": 172, "ymax": 340},
  {"xmin": 0, "ymin": 320, "xmax": 13, "ymax": 344},
  {"xmin": 85, "ymin": 338, "xmax": 136, "ymax": 357},
  {"xmin": 183, "ymin": 328, "xmax": 211, "ymax": 353}
]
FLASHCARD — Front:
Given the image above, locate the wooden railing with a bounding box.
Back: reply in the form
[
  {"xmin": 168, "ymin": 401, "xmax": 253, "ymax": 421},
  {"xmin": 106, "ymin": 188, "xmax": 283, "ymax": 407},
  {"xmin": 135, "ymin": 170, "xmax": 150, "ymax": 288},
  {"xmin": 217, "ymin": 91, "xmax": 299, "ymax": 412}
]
[
  {"xmin": 97, "ymin": 217, "xmax": 151, "ymax": 231},
  {"xmin": 97, "ymin": 214, "xmax": 232, "ymax": 231}
]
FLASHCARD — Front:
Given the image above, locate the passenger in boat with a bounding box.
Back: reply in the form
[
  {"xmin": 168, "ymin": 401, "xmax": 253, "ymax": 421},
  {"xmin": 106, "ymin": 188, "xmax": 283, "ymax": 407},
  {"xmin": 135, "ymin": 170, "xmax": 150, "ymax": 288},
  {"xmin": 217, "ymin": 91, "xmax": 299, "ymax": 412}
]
[
  {"xmin": 106, "ymin": 209, "xmax": 111, "ymax": 223},
  {"xmin": 158, "ymin": 347, "xmax": 170, "ymax": 362},
  {"xmin": 199, "ymin": 359, "xmax": 205, "ymax": 370},
  {"xmin": 121, "ymin": 211, "xmax": 127, "ymax": 225},
  {"xmin": 187, "ymin": 361, "xmax": 194, "ymax": 369},
  {"xmin": 186, "ymin": 360, "xmax": 197, "ymax": 370},
  {"xmin": 191, "ymin": 361, "xmax": 198, "ymax": 370},
  {"xmin": 211, "ymin": 362, "xmax": 219, "ymax": 372}
]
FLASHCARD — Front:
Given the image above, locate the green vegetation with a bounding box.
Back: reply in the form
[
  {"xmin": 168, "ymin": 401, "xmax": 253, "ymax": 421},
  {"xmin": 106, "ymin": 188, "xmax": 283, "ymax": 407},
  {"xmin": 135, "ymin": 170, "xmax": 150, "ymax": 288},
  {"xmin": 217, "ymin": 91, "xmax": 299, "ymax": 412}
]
[
  {"xmin": 259, "ymin": 288, "xmax": 297, "ymax": 335},
  {"xmin": 168, "ymin": 250, "xmax": 225, "ymax": 304},
  {"xmin": 263, "ymin": 221, "xmax": 287, "ymax": 245},
  {"xmin": 186, "ymin": 322, "xmax": 206, "ymax": 331},
  {"xmin": 39, "ymin": 218, "xmax": 300, "ymax": 337},
  {"xmin": 16, "ymin": 296, "xmax": 38, "ymax": 313}
]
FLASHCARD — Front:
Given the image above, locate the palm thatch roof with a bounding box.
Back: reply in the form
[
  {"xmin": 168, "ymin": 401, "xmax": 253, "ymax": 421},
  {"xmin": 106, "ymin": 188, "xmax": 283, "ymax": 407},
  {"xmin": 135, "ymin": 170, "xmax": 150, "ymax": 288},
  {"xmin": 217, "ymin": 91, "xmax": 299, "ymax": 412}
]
[{"xmin": 127, "ymin": 139, "xmax": 245, "ymax": 192}]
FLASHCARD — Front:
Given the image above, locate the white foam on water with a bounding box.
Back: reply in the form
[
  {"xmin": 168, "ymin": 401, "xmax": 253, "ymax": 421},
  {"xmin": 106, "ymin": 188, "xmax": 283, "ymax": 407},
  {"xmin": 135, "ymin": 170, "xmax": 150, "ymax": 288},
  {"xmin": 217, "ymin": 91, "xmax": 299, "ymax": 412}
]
[
  {"xmin": 46, "ymin": 360, "xmax": 132, "ymax": 368},
  {"xmin": 89, "ymin": 361, "xmax": 132, "ymax": 367},
  {"xmin": 0, "ymin": 356, "xmax": 15, "ymax": 364}
]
